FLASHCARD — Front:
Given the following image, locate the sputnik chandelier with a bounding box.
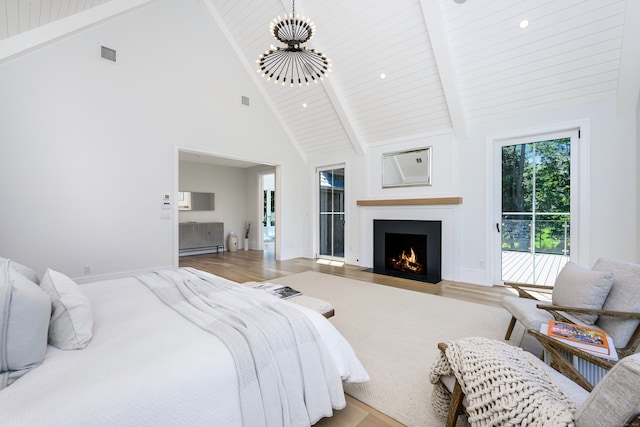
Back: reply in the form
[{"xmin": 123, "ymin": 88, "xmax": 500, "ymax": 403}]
[{"xmin": 257, "ymin": 0, "xmax": 331, "ymax": 87}]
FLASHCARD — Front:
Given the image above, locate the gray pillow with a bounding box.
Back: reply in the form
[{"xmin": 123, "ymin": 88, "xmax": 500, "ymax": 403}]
[
  {"xmin": 40, "ymin": 269, "xmax": 94, "ymax": 350},
  {"xmin": 552, "ymin": 261, "xmax": 613, "ymax": 325},
  {"xmin": 592, "ymin": 258, "xmax": 640, "ymax": 349},
  {"xmin": 0, "ymin": 260, "xmax": 51, "ymax": 389},
  {"xmin": 0, "ymin": 256, "xmax": 39, "ymax": 284},
  {"xmin": 575, "ymin": 353, "xmax": 640, "ymax": 427}
]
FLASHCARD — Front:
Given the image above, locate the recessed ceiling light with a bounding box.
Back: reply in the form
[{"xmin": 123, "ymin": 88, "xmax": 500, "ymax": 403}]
[
  {"xmin": 302, "ymin": 103, "xmax": 307, "ymax": 108},
  {"xmin": 520, "ymin": 19, "xmax": 529, "ymax": 29},
  {"xmin": 380, "ymin": 73, "xmax": 386, "ymax": 79}
]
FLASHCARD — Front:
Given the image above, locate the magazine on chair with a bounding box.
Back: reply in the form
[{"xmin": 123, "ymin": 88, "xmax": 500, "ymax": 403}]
[{"xmin": 540, "ymin": 320, "xmax": 618, "ymax": 361}]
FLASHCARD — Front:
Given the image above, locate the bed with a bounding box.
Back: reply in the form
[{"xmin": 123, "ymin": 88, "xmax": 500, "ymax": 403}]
[{"xmin": 0, "ymin": 260, "xmax": 369, "ymax": 426}]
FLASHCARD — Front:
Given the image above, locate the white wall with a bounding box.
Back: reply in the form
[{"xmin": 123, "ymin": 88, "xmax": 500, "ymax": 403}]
[
  {"xmin": 460, "ymin": 100, "xmax": 637, "ymax": 284},
  {"xmin": 307, "ymin": 130, "xmax": 457, "ymax": 268},
  {"xmin": 637, "ymin": 93, "xmax": 640, "ymax": 261},
  {"xmin": 0, "ymin": 0, "xmax": 309, "ymax": 280},
  {"xmin": 308, "ymin": 100, "xmax": 637, "ymax": 286}
]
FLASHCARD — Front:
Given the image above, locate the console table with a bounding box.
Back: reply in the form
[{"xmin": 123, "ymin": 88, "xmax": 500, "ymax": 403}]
[{"xmin": 179, "ymin": 222, "xmax": 224, "ymax": 256}]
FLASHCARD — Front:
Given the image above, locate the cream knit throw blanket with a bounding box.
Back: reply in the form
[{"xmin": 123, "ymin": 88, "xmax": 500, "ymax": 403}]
[{"xmin": 429, "ymin": 337, "xmax": 576, "ymax": 426}]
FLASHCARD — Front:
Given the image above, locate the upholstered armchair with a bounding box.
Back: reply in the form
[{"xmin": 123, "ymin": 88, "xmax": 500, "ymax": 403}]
[
  {"xmin": 501, "ymin": 258, "xmax": 640, "ymax": 361},
  {"xmin": 430, "ymin": 338, "xmax": 640, "ymax": 427}
]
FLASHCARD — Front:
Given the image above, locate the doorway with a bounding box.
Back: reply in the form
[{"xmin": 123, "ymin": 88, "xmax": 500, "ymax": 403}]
[
  {"xmin": 494, "ymin": 130, "xmax": 579, "ymax": 285},
  {"xmin": 318, "ymin": 166, "xmax": 345, "ymax": 260},
  {"xmin": 261, "ymin": 173, "xmax": 275, "ymax": 254},
  {"xmin": 175, "ymin": 148, "xmax": 276, "ymax": 264}
]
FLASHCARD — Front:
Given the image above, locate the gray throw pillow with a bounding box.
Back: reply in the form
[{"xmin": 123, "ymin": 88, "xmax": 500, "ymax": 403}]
[
  {"xmin": 40, "ymin": 269, "xmax": 94, "ymax": 350},
  {"xmin": 575, "ymin": 353, "xmax": 640, "ymax": 427},
  {"xmin": 592, "ymin": 258, "xmax": 640, "ymax": 349},
  {"xmin": 0, "ymin": 256, "xmax": 39, "ymax": 284},
  {"xmin": 552, "ymin": 261, "xmax": 613, "ymax": 325},
  {"xmin": 0, "ymin": 260, "xmax": 51, "ymax": 389}
]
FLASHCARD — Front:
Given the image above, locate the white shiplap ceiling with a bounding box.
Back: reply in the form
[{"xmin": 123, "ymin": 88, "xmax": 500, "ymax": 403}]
[
  {"xmin": 0, "ymin": 0, "xmax": 111, "ymax": 38},
  {"xmin": 2, "ymin": 0, "xmax": 638, "ymax": 158}
]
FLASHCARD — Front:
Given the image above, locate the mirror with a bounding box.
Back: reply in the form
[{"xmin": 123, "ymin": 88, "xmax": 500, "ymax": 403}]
[
  {"xmin": 382, "ymin": 147, "xmax": 432, "ymax": 188},
  {"xmin": 178, "ymin": 192, "xmax": 215, "ymax": 211}
]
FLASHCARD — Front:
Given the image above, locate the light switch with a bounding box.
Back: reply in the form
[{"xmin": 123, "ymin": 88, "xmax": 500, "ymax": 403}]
[{"xmin": 161, "ymin": 193, "xmax": 171, "ymax": 210}]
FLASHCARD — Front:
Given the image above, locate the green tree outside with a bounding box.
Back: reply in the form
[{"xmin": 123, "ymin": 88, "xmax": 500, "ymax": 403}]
[{"xmin": 501, "ymin": 138, "xmax": 570, "ymax": 255}]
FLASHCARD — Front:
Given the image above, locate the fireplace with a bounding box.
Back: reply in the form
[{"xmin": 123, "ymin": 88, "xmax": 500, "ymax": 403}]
[{"xmin": 373, "ymin": 219, "xmax": 442, "ymax": 283}]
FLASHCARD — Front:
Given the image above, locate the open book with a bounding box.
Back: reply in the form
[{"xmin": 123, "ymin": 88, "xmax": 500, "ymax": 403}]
[
  {"xmin": 540, "ymin": 320, "xmax": 618, "ymax": 361},
  {"xmin": 251, "ymin": 283, "xmax": 302, "ymax": 299}
]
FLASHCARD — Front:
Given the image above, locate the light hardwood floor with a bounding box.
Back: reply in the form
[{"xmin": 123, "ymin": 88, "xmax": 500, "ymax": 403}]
[
  {"xmin": 179, "ymin": 250, "xmax": 515, "ymax": 307},
  {"xmin": 179, "ymin": 250, "xmax": 515, "ymax": 427}
]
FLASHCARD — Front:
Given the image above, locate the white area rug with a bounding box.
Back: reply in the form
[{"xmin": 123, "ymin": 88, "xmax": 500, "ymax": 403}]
[{"xmin": 270, "ymin": 272, "xmax": 516, "ymax": 427}]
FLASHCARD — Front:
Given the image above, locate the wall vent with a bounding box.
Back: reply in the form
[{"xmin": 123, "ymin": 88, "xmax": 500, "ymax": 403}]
[
  {"xmin": 100, "ymin": 46, "xmax": 116, "ymax": 62},
  {"xmin": 241, "ymin": 96, "xmax": 250, "ymax": 106}
]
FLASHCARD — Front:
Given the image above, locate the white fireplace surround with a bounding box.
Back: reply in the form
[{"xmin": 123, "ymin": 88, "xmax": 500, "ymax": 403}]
[{"xmin": 360, "ymin": 205, "xmax": 461, "ymax": 282}]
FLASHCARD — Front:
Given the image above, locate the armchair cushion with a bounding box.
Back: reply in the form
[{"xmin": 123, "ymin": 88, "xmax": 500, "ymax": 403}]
[
  {"xmin": 502, "ymin": 296, "xmax": 555, "ymax": 326},
  {"xmin": 575, "ymin": 353, "xmax": 640, "ymax": 427},
  {"xmin": 592, "ymin": 258, "xmax": 640, "ymax": 349},
  {"xmin": 552, "ymin": 262, "xmax": 613, "ymax": 325}
]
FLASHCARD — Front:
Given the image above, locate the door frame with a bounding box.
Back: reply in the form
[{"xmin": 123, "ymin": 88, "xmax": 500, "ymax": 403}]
[
  {"xmin": 173, "ymin": 145, "xmax": 279, "ymax": 265},
  {"xmin": 258, "ymin": 171, "xmax": 276, "ymax": 253},
  {"xmin": 485, "ymin": 120, "xmax": 590, "ymax": 285}
]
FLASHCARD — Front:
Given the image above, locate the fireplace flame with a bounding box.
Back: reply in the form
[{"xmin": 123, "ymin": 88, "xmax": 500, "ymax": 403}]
[
  {"xmin": 400, "ymin": 248, "xmax": 417, "ymax": 265},
  {"xmin": 390, "ymin": 247, "xmax": 424, "ymax": 273}
]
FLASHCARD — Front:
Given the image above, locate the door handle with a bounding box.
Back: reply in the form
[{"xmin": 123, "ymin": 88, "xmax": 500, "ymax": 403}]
[{"xmin": 496, "ymin": 223, "xmax": 501, "ymax": 233}]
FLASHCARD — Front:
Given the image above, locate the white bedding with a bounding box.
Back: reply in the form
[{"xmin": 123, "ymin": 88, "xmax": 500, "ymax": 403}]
[{"xmin": 0, "ymin": 271, "xmax": 368, "ymax": 426}]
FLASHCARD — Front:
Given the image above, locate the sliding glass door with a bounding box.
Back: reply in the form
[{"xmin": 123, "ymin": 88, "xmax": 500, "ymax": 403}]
[{"xmin": 318, "ymin": 167, "xmax": 345, "ymax": 259}]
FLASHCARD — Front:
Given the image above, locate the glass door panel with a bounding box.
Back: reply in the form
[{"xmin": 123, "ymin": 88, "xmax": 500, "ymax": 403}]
[
  {"xmin": 500, "ymin": 138, "xmax": 571, "ymax": 285},
  {"xmin": 319, "ymin": 167, "xmax": 345, "ymax": 258}
]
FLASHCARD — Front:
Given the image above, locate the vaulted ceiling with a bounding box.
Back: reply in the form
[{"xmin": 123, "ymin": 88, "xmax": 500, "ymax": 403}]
[{"xmin": 2, "ymin": 0, "xmax": 638, "ymax": 158}]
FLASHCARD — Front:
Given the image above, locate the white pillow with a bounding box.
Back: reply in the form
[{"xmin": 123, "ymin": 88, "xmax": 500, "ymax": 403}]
[
  {"xmin": 0, "ymin": 260, "xmax": 51, "ymax": 389},
  {"xmin": 552, "ymin": 262, "xmax": 613, "ymax": 325},
  {"xmin": 40, "ymin": 269, "xmax": 94, "ymax": 350},
  {"xmin": 0, "ymin": 256, "xmax": 39, "ymax": 284}
]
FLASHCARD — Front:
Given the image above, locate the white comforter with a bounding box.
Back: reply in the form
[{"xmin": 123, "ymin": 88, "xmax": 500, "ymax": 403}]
[{"xmin": 0, "ymin": 270, "xmax": 368, "ymax": 427}]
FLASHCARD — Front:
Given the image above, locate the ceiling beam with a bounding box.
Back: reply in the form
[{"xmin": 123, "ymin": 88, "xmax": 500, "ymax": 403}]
[
  {"xmin": 288, "ymin": 0, "xmax": 367, "ymax": 156},
  {"xmin": 616, "ymin": 0, "xmax": 640, "ymax": 114},
  {"xmin": 199, "ymin": 0, "xmax": 308, "ymax": 164},
  {"xmin": 0, "ymin": 0, "xmax": 157, "ymax": 64},
  {"xmin": 319, "ymin": 77, "xmax": 367, "ymax": 156},
  {"xmin": 419, "ymin": 0, "xmax": 468, "ymax": 139}
]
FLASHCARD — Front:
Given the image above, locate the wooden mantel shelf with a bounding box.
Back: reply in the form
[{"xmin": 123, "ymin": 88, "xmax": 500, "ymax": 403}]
[{"xmin": 356, "ymin": 197, "xmax": 462, "ymax": 206}]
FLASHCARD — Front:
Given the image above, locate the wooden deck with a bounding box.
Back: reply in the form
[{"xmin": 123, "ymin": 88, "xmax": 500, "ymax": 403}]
[{"xmin": 501, "ymin": 251, "xmax": 569, "ymax": 286}]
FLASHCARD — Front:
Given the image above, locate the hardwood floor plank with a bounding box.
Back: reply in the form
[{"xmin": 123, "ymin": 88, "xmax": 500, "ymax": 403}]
[{"xmin": 347, "ymin": 396, "xmax": 406, "ymax": 427}]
